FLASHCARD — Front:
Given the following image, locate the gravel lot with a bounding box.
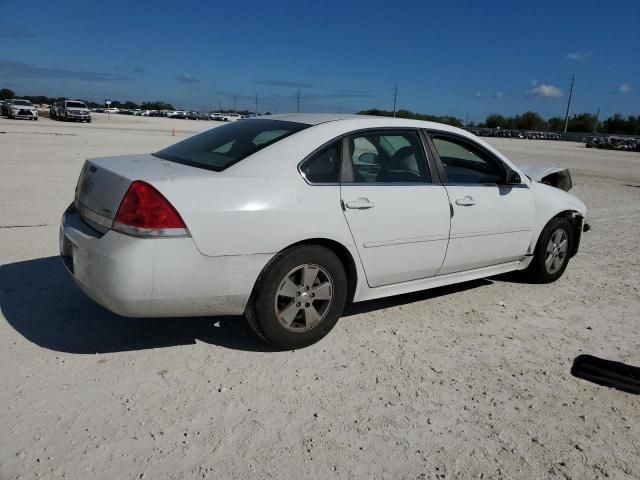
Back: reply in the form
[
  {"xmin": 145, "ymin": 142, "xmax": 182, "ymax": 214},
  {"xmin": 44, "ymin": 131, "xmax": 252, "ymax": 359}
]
[{"xmin": 1, "ymin": 115, "xmax": 639, "ymax": 479}]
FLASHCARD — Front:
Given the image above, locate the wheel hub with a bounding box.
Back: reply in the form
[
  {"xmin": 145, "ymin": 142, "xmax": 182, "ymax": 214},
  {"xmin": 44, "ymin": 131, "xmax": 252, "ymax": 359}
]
[
  {"xmin": 274, "ymin": 264, "xmax": 334, "ymax": 332},
  {"xmin": 545, "ymin": 228, "xmax": 568, "ymax": 274}
]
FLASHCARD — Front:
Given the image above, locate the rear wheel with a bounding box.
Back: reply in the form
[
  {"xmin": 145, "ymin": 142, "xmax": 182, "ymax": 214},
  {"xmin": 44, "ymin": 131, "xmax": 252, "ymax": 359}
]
[
  {"xmin": 246, "ymin": 245, "xmax": 347, "ymax": 348},
  {"xmin": 527, "ymin": 217, "xmax": 573, "ymax": 283}
]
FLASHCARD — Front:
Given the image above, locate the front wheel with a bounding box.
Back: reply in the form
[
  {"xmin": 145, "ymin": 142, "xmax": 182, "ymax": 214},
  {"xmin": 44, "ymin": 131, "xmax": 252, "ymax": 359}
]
[
  {"xmin": 246, "ymin": 245, "xmax": 348, "ymax": 349},
  {"xmin": 527, "ymin": 217, "xmax": 573, "ymax": 283}
]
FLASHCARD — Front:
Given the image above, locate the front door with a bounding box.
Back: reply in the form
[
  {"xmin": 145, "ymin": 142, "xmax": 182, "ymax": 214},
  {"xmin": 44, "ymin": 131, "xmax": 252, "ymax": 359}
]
[
  {"xmin": 428, "ymin": 132, "xmax": 535, "ymax": 275},
  {"xmin": 340, "ymin": 129, "xmax": 451, "ymax": 287}
]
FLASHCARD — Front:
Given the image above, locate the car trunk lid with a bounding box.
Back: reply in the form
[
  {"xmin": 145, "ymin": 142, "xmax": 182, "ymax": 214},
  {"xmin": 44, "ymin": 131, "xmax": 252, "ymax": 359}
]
[{"xmin": 74, "ymin": 154, "xmax": 207, "ymax": 233}]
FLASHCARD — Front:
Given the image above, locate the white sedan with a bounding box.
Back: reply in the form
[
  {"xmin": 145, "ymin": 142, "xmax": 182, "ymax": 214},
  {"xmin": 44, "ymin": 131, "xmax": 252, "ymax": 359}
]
[{"xmin": 60, "ymin": 114, "xmax": 588, "ymax": 348}]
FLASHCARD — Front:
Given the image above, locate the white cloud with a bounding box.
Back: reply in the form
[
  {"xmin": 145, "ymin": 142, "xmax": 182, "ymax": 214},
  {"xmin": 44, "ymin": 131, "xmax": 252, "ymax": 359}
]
[
  {"xmin": 475, "ymin": 91, "xmax": 482, "ymax": 97},
  {"xmin": 525, "ymin": 84, "xmax": 562, "ymax": 98},
  {"xmin": 567, "ymin": 52, "xmax": 590, "ymax": 60},
  {"xmin": 494, "ymin": 91, "xmax": 504, "ymax": 99},
  {"xmin": 617, "ymin": 83, "xmax": 633, "ymax": 93},
  {"xmin": 177, "ymin": 73, "xmax": 198, "ymax": 83}
]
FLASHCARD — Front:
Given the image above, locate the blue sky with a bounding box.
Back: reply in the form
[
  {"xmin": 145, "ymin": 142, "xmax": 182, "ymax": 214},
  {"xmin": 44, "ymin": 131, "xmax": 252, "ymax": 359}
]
[{"xmin": 1, "ymin": 0, "xmax": 638, "ymax": 120}]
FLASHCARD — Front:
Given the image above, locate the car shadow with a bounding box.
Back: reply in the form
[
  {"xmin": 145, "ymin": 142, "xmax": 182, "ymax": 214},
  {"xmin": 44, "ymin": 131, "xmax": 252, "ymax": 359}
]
[
  {"xmin": 0, "ymin": 256, "xmax": 273, "ymax": 354},
  {"xmin": 1, "ymin": 256, "xmax": 493, "ymax": 355}
]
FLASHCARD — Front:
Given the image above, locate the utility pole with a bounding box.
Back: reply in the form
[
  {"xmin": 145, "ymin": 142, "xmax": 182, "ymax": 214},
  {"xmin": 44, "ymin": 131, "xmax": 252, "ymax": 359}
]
[
  {"xmin": 465, "ymin": 112, "xmax": 469, "ymax": 127},
  {"xmin": 296, "ymin": 89, "xmax": 301, "ymax": 113},
  {"xmin": 593, "ymin": 107, "xmax": 600, "ymax": 133},
  {"xmin": 233, "ymin": 96, "xmax": 237, "ymax": 113},
  {"xmin": 563, "ymin": 74, "xmax": 575, "ymax": 133},
  {"xmin": 255, "ymin": 94, "xmax": 258, "ymax": 116},
  {"xmin": 392, "ymin": 84, "xmax": 398, "ymax": 117}
]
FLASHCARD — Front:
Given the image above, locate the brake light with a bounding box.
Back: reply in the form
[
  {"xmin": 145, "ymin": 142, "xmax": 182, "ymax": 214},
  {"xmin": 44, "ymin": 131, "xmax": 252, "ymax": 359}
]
[{"xmin": 112, "ymin": 181, "xmax": 189, "ymax": 237}]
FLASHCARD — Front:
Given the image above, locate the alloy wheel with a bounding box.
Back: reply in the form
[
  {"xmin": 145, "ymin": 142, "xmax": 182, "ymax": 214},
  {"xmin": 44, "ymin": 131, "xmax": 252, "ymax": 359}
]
[
  {"xmin": 274, "ymin": 264, "xmax": 334, "ymax": 332},
  {"xmin": 545, "ymin": 228, "xmax": 568, "ymax": 274}
]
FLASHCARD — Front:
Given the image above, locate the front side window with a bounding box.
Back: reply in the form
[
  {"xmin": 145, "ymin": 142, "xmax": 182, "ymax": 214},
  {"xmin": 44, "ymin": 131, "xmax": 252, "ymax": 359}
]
[
  {"xmin": 154, "ymin": 119, "xmax": 310, "ymax": 171},
  {"xmin": 345, "ymin": 130, "xmax": 429, "ymax": 183},
  {"xmin": 300, "ymin": 141, "xmax": 341, "ymax": 183},
  {"xmin": 431, "ymin": 135, "xmax": 504, "ymax": 184}
]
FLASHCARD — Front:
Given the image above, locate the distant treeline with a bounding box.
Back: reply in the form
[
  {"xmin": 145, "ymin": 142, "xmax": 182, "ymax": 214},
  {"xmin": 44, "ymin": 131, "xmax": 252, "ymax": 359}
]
[{"xmin": 359, "ymin": 108, "xmax": 640, "ymax": 135}]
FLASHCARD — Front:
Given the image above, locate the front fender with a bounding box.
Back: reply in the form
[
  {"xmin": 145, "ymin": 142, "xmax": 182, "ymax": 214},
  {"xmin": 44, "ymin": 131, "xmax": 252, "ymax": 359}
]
[{"xmin": 529, "ymin": 182, "xmax": 587, "ymax": 255}]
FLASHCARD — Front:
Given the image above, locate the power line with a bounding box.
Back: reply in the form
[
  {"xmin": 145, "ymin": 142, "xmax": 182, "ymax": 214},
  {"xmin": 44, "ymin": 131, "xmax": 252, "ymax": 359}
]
[
  {"xmin": 392, "ymin": 84, "xmax": 398, "ymax": 117},
  {"xmin": 563, "ymin": 74, "xmax": 575, "ymax": 133}
]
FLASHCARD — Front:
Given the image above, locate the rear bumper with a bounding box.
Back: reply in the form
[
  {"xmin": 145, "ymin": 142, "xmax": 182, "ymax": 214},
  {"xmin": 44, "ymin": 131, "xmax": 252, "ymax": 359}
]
[{"xmin": 59, "ymin": 205, "xmax": 271, "ymax": 318}]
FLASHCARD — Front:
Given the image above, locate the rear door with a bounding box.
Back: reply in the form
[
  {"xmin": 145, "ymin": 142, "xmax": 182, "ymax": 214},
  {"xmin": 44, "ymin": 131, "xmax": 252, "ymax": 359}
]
[
  {"xmin": 340, "ymin": 129, "xmax": 451, "ymax": 287},
  {"xmin": 427, "ymin": 131, "xmax": 534, "ymax": 274}
]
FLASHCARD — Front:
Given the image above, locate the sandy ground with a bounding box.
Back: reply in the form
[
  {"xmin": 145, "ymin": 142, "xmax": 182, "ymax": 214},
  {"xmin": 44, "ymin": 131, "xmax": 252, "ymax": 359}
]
[{"xmin": 1, "ymin": 115, "xmax": 639, "ymax": 480}]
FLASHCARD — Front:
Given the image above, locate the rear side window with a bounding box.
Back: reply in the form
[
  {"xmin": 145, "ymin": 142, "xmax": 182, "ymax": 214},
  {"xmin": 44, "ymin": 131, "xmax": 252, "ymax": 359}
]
[
  {"xmin": 154, "ymin": 119, "xmax": 310, "ymax": 171},
  {"xmin": 300, "ymin": 141, "xmax": 341, "ymax": 183},
  {"xmin": 345, "ymin": 130, "xmax": 430, "ymax": 183}
]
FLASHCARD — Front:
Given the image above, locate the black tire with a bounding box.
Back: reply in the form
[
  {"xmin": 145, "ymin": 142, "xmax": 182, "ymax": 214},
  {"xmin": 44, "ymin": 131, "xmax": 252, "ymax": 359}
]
[
  {"xmin": 527, "ymin": 217, "xmax": 573, "ymax": 283},
  {"xmin": 246, "ymin": 245, "xmax": 348, "ymax": 349}
]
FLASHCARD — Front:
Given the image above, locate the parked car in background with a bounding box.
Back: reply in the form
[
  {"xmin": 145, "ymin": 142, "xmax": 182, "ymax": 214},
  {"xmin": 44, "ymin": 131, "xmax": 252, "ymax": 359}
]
[
  {"xmin": 221, "ymin": 113, "xmax": 242, "ymax": 122},
  {"xmin": 54, "ymin": 100, "xmax": 92, "ymax": 122},
  {"xmin": 3, "ymin": 99, "xmax": 38, "ymax": 120},
  {"xmin": 167, "ymin": 110, "xmax": 187, "ymax": 119},
  {"xmin": 60, "ymin": 114, "xmax": 588, "ymax": 348}
]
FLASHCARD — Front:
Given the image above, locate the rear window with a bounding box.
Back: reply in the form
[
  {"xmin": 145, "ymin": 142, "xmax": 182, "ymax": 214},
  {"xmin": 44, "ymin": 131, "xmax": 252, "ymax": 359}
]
[{"xmin": 153, "ymin": 119, "xmax": 310, "ymax": 171}]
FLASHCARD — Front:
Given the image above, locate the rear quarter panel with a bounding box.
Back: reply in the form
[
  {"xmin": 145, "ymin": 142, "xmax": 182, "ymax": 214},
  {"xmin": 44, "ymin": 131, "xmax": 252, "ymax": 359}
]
[{"xmin": 149, "ymin": 169, "xmax": 354, "ymax": 258}]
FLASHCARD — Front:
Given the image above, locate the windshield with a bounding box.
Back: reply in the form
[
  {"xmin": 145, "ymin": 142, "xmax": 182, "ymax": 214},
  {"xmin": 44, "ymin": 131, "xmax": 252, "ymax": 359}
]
[
  {"xmin": 67, "ymin": 101, "xmax": 87, "ymax": 108},
  {"xmin": 13, "ymin": 100, "xmax": 32, "ymax": 106},
  {"xmin": 153, "ymin": 119, "xmax": 310, "ymax": 171}
]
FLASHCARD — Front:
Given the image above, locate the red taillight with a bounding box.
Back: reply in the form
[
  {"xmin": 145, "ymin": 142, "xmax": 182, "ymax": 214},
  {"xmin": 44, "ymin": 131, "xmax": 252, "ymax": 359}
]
[{"xmin": 112, "ymin": 181, "xmax": 189, "ymax": 237}]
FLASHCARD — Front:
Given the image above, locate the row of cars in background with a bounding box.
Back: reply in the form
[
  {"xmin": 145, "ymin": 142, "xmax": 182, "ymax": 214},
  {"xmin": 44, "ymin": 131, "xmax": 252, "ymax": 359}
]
[
  {"xmin": 467, "ymin": 128, "xmax": 563, "ymax": 140},
  {"xmin": 91, "ymin": 108, "xmax": 245, "ymax": 121},
  {"xmin": 585, "ymin": 136, "xmax": 640, "ymax": 151},
  {"xmin": 0, "ymin": 98, "xmax": 39, "ymax": 120}
]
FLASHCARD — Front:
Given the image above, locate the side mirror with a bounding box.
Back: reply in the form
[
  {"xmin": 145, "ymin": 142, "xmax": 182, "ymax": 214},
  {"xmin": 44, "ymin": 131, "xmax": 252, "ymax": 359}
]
[
  {"xmin": 507, "ymin": 170, "xmax": 522, "ymax": 185},
  {"xmin": 358, "ymin": 152, "xmax": 377, "ymax": 164},
  {"xmin": 506, "ymin": 171, "xmax": 521, "ymax": 184}
]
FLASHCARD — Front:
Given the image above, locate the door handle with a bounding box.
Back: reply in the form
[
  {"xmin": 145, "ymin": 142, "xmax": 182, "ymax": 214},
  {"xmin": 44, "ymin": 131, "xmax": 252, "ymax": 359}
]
[
  {"xmin": 345, "ymin": 198, "xmax": 375, "ymax": 210},
  {"xmin": 455, "ymin": 196, "xmax": 476, "ymax": 206}
]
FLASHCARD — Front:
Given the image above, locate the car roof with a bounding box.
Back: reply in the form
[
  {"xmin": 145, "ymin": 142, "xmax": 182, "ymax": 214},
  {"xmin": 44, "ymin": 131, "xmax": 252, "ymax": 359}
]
[{"xmin": 256, "ymin": 113, "xmax": 468, "ymax": 134}]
